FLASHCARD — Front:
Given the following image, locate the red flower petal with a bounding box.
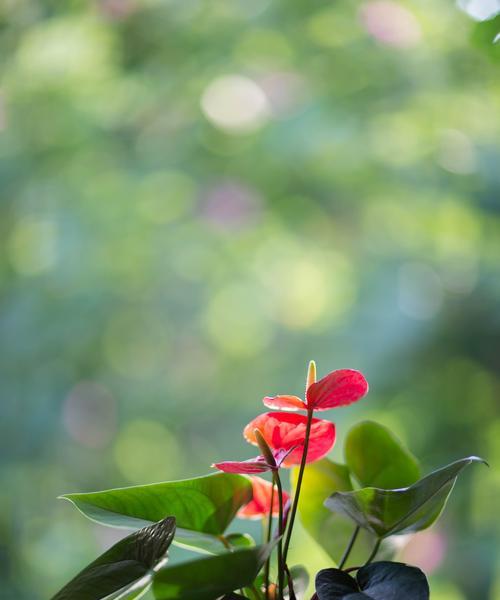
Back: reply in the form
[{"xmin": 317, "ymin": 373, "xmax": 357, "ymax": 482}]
[
  {"xmin": 243, "ymin": 412, "xmax": 335, "ymax": 466},
  {"xmin": 263, "ymin": 395, "xmax": 306, "ymax": 411},
  {"xmin": 212, "ymin": 456, "xmax": 271, "ymax": 474},
  {"xmin": 237, "ymin": 476, "xmax": 290, "ymax": 520},
  {"xmin": 305, "ymin": 369, "xmax": 368, "ymax": 410}
]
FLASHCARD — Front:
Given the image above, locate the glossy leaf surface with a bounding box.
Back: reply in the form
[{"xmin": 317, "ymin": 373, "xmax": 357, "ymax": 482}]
[
  {"xmin": 61, "ymin": 472, "xmax": 252, "ymax": 535},
  {"xmin": 316, "ymin": 561, "xmax": 429, "ymax": 599},
  {"xmin": 152, "ymin": 542, "xmax": 276, "ymax": 600},
  {"xmin": 345, "ymin": 421, "xmax": 421, "ymax": 489},
  {"xmin": 325, "ymin": 456, "xmax": 486, "ymax": 538},
  {"xmin": 51, "ymin": 517, "xmax": 176, "ymax": 600}
]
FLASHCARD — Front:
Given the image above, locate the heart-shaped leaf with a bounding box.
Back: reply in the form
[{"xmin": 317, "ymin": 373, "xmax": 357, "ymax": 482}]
[
  {"xmin": 292, "ymin": 459, "xmax": 376, "ymax": 565},
  {"xmin": 345, "ymin": 421, "xmax": 421, "ymax": 489},
  {"xmin": 315, "ymin": 561, "xmax": 429, "ymax": 599},
  {"xmin": 51, "ymin": 517, "xmax": 176, "ymax": 600},
  {"xmin": 152, "ymin": 541, "xmax": 276, "ymax": 600},
  {"xmin": 325, "ymin": 456, "xmax": 486, "ymax": 538},
  {"xmin": 61, "ymin": 473, "xmax": 252, "ymax": 553}
]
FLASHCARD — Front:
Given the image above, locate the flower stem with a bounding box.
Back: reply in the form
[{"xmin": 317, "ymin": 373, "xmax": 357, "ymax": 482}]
[
  {"xmin": 218, "ymin": 535, "xmax": 233, "ymax": 551},
  {"xmin": 339, "ymin": 526, "xmax": 360, "ymax": 569},
  {"xmin": 282, "ymin": 408, "xmax": 313, "ymax": 564},
  {"xmin": 263, "ymin": 483, "xmax": 275, "ymax": 599},
  {"xmin": 273, "ymin": 471, "xmax": 285, "ymax": 600},
  {"xmin": 365, "ymin": 538, "xmax": 381, "ymax": 565},
  {"xmin": 284, "ymin": 564, "xmax": 297, "ymax": 600}
]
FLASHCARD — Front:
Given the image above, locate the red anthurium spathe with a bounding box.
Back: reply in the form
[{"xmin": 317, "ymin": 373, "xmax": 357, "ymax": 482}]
[
  {"xmin": 243, "ymin": 411, "xmax": 335, "ymax": 466},
  {"xmin": 212, "ymin": 446, "xmax": 294, "ymax": 475},
  {"xmin": 237, "ymin": 476, "xmax": 290, "ymax": 520},
  {"xmin": 212, "ymin": 456, "xmax": 272, "ymax": 474},
  {"xmin": 263, "ymin": 363, "xmax": 368, "ymax": 412}
]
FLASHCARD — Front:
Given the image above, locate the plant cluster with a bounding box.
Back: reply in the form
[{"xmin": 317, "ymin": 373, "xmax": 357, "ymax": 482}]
[{"xmin": 52, "ymin": 362, "xmax": 486, "ymax": 600}]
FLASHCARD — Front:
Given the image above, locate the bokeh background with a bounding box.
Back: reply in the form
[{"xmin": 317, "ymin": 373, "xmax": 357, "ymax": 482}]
[{"xmin": 1, "ymin": 0, "xmax": 499, "ymax": 598}]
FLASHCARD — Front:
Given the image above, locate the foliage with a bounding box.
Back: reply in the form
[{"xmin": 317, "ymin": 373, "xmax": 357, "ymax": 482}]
[
  {"xmin": 52, "ymin": 517, "xmax": 176, "ymax": 600},
  {"xmin": 325, "ymin": 456, "xmax": 486, "ymax": 539},
  {"xmin": 344, "ymin": 421, "xmax": 421, "ymax": 489},
  {"xmin": 315, "ymin": 562, "xmax": 430, "ymax": 600},
  {"xmin": 61, "ymin": 473, "xmax": 252, "ymax": 554},
  {"xmin": 51, "ymin": 362, "xmax": 487, "ymax": 599}
]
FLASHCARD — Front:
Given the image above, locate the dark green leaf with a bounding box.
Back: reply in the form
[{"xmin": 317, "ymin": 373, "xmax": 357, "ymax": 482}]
[
  {"xmin": 316, "ymin": 568, "xmax": 361, "ymax": 599},
  {"xmin": 344, "ymin": 421, "xmax": 421, "ymax": 489},
  {"xmin": 315, "ymin": 561, "xmax": 429, "ymax": 600},
  {"xmin": 51, "ymin": 517, "xmax": 176, "ymax": 600},
  {"xmin": 292, "ymin": 459, "xmax": 376, "ymax": 565},
  {"xmin": 152, "ymin": 542, "xmax": 276, "ymax": 600},
  {"xmin": 61, "ymin": 473, "xmax": 252, "ymax": 553},
  {"xmin": 325, "ymin": 456, "xmax": 486, "ymax": 538}
]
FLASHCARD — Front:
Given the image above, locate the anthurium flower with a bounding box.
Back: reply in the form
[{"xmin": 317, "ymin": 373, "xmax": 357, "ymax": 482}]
[
  {"xmin": 237, "ymin": 476, "xmax": 290, "ymax": 520},
  {"xmin": 263, "ymin": 363, "xmax": 368, "ymax": 412},
  {"xmin": 212, "ymin": 446, "xmax": 295, "ymax": 474},
  {"xmin": 243, "ymin": 411, "xmax": 335, "ymax": 466}
]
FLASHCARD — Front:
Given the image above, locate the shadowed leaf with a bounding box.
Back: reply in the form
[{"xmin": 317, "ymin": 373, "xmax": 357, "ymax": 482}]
[
  {"xmin": 51, "ymin": 517, "xmax": 176, "ymax": 600},
  {"xmin": 316, "ymin": 561, "xmax": 429, "ymax": 599},
  {"xmin": 152, "ymin": 541, "xmax": 276, "ymax": 600}
]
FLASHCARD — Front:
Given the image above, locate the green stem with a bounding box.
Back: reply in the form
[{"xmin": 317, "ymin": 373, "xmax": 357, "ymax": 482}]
[
  {"xmin": 284, "ymin": 563, "xmax": 297, "ymax": 600},
  {"xmin": 263, "ymin": 483, "xmax": 275, "ymax": 599},
  {"xmin": 273, "ymin": 471, "xmax": 285, "ymax": 600},
  {"xmin": 282, "ymin": 408, "xmax": 313, "ymax": 564},
  {"xmin": 365, "ymin": 538, "xmax": 381, "ymax": 565},
  {"xmin": 248, "ymin": 584, "xmax": 261, "ymax": 599},
  {"xmin": 339, "ymin": 526, "xmax": 360, "ymax": 570},
  {"xmin": 218, "ymin": 535, "xmax": 233, "ymax": 552}
]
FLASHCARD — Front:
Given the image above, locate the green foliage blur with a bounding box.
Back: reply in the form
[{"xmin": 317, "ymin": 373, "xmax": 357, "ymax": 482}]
[{"xmin": 1, "ymin": 1, "xmax": 499, "ymax": 599}]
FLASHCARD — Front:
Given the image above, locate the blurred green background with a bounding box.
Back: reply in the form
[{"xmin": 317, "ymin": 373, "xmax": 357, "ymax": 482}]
[{"xmin": 1, "ymin": 0, "xmax": 499, "ymax": 598}]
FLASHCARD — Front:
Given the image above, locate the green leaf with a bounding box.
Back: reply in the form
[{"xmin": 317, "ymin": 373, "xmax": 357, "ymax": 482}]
[
  {"xmin": 292, "ymin": 459, "xmax": 376, "ymax": 565},
  {"xmin": 152, "ymin": 542, "xmax": 276, "ymax": 600},
  {"xmin": 315, "ymin": 561, "xmax": 429, "ymax": 599},
  {"xmin": 61, "ymin": 473, "xmax": 252, "ymax": 554},
  {"xmin": 51, "ymin": 517, "xmax": 176, "ymax": 600},
  {"xmin": 345, "ymin": 421, "xmax": 421, "ymax": 489},
  {"xmin": 325, "ymin": 456, "xmax": 487, "ymax": 538}
]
